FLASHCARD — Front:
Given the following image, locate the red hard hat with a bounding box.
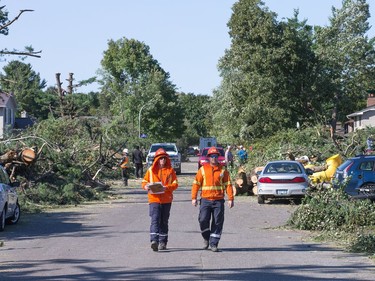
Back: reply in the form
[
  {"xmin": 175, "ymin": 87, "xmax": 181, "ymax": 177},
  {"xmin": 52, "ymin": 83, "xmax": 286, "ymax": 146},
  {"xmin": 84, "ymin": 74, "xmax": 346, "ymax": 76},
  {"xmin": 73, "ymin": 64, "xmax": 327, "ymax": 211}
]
[{"xmin": 207, "ymin": 147, "xmax": 219, "ymax": 156}]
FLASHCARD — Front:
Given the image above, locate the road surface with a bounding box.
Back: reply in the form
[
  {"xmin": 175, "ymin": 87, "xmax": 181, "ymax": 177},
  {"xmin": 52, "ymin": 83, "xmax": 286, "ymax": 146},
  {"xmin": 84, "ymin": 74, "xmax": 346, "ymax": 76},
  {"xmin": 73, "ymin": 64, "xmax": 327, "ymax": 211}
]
[{"xmin": 0, "ymin": 157, "xmax": 374, "ymax": 280}]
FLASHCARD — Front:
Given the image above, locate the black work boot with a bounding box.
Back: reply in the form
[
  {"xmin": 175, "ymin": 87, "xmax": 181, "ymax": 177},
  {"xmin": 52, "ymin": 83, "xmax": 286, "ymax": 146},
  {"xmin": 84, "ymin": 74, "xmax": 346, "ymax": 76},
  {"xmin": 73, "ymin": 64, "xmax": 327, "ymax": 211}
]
[
  {"xmin": 210, "ymin": 244, "xmax": 219, "ymax": 252},
  {"xmin": 151, "ymin": 241, "xmax": 158, "ymax": 252},
  {"xmin": 158, "ymin": 242, "xmax": 167, "ymax": 250}
]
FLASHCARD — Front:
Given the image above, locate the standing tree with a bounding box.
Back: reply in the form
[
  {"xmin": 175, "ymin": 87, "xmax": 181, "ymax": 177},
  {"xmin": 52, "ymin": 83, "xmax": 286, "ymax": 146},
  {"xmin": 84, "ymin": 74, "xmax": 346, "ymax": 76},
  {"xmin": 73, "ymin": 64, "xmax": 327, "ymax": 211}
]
[
  {"xmin": 314, "ymin": 0, "xmax": 375, "ymax": 138},
  {"xmin": 177, "ymin": 92, "xmax": 211, "ymax": 145},
  {"xmin": 99, "ymin": 37, "xmax": 185, "ymax": 141},
  {"xmin": 212, "ymin": 0, "xmax": 321, "ymax": 142},
  {"xmin": 0, "ymin": 60, "xmax": 47, "ymax": 118}
]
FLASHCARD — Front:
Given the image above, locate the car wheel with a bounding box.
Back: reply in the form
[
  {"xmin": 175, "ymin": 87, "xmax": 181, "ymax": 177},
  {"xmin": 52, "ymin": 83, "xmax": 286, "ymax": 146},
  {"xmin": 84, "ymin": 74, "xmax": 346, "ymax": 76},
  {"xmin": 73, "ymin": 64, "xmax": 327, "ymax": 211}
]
[
  {"xmin": 292, "ymin": 198, "xmax": 302, "ymax": 205},
  {"xmin": 6, "ymin": 202, "xmax": 20, "ymax": 225},
  {"xmin": 359, "ymin": 183, "xmax": 375, "ymax": 196},
  {"xmin": 0, "ymin": 208, "xmax": 5, "ymax": 231},
  {"xmin": 257, "ymin": 195, "xmax": 265, "ymax": 204}
]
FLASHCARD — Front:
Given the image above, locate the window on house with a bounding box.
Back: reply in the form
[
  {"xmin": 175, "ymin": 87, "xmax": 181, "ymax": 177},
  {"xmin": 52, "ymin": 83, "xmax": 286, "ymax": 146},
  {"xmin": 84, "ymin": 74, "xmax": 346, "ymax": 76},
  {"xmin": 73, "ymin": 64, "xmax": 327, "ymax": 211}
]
[{"xmin": 9, "ymin": 108, "xmax": 13, "ymax": 124}]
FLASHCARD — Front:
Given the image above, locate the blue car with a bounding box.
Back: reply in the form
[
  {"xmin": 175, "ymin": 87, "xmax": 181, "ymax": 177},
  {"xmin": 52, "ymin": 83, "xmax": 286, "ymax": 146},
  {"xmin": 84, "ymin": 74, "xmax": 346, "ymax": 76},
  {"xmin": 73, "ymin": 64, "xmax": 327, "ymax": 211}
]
[{"xmin": 333, "ymin": 155, "xmax": 375, "ymax": 200}]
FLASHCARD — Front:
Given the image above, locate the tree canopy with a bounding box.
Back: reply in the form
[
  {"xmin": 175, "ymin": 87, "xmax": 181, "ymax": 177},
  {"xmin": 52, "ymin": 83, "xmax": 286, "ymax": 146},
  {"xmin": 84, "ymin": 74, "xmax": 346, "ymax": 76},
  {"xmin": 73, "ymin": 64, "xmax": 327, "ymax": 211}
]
[
  {"xmin": 99, "ymin": 37, "xmax": 185, "ymax": 142},
  {"xmin": 211, "ymin": 0, "xmax": 375, "ymax": 143}
]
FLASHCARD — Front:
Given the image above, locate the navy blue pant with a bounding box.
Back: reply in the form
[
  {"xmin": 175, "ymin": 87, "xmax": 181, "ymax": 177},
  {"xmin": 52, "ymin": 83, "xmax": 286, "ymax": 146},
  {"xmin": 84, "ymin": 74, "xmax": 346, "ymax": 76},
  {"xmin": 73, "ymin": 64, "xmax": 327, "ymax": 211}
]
[
  {"xmin": 135, "ymin": 163, "xmax": 143, "ymax": 178},
  {"xmin": 149, "ymin": 203, "xmax": 171, "ymax": 244},
  {"xmin": 198, "ymin": 198, "xmax": 225, "ymax": 247}
]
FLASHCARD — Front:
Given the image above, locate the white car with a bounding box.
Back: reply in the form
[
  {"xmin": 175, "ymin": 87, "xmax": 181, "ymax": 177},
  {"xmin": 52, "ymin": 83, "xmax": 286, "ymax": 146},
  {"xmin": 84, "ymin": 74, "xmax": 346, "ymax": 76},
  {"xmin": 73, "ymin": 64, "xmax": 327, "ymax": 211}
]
[
  {"xmin": 257, "ymin": 160, "xmax": 312, "ymax": 204},
  {"xmin": 146, "ymin": 143, "xmax": 181, "ymax": 174},
  {"xmin": 0, "ymin": 165, "xmax": 20, "ymax": 231}
]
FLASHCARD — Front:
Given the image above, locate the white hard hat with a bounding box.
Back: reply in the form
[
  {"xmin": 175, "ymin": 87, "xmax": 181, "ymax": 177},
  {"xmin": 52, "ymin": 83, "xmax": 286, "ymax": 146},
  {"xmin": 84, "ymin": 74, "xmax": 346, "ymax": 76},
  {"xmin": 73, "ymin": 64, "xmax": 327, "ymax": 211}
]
[
  {"xmin": 123, "ymin": 148, "xmax": 128, "ymax": 153},
  {"xmin": 297, "ymin": 155, "xmax": 309, "ymax": 162}
]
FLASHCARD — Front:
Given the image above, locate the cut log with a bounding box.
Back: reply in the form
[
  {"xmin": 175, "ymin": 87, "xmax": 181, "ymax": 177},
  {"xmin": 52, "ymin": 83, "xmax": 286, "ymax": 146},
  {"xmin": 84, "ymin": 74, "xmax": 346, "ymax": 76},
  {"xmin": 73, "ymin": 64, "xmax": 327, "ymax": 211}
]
[
  {"xmin": 253, "ymin": 185, "xmax": 258, "ymax": 195},
  {"xmin": 251, "ymin": 175, "xmax": 258, "ymax": 184},
  {"xmin": 0, "ymin": 148, "xmax": 36, "ymax": 165},
  {"xmin": 0, "ymin": 150, "xmax": 18, "ymax": 164},
  {"xmin": 21, "ymin": 148, "xmax": 36, "ymax": 164},
  {"xmin": 234, "ymin": 171, "xmax": 253, "ymax": 196},
  {"xmin": 236, "ymin": 178, "xmax": 244, "ymax": 187}
]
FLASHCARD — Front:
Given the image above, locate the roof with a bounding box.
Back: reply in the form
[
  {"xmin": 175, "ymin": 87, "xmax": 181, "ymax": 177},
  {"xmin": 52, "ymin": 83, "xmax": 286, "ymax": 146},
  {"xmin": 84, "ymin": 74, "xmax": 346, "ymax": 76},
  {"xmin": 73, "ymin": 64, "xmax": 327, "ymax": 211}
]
[
  {"xmin": 0, "ymin": 92, "xmax": 17, "ymax": 108},
  {"xmin": 347, "ymin": 105, "xmax": 375, "ymax": 118}
]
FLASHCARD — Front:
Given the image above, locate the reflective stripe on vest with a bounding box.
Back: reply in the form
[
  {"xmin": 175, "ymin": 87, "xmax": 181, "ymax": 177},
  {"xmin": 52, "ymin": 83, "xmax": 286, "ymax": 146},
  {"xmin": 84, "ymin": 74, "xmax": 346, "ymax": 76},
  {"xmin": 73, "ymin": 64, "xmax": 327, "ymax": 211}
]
[{"xmin": 201, "ymin": 165, "xmax": 224, "ymax": 192}]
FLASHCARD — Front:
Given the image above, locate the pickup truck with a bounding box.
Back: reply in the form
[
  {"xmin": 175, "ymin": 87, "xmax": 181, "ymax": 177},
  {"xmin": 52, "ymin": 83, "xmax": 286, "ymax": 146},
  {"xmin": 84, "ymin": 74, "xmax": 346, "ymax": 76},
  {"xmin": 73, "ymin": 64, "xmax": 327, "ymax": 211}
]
[{"xmin": 146, "ymin": 143, "xmax": 181, "ymax": 174}]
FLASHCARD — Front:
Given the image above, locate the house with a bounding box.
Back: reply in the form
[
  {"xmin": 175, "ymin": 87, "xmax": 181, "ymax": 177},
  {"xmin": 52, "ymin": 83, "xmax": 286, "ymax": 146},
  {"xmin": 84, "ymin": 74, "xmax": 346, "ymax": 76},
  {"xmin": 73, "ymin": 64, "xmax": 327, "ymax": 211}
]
[
  {"xmin": 346, "ymin": 92, "xmax": 375, "ymax": 132},
  {"xmin": 0, "ymin": 92, "xmax": 17, "ymax": 139}
]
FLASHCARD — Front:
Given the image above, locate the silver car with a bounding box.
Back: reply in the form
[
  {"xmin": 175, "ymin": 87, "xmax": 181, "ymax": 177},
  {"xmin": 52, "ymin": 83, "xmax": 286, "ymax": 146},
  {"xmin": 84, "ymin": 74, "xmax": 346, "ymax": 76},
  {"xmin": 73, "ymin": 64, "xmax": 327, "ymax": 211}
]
[
  {"xmin": 146, "ymin": 143, "xmax": 181, "ymax": 174},
  {"xmin": 257, "ymin": 160, "xmax": 312, "ymax": 204},
  {"xmin": 0, "ymin": 165, "xmax": 20, "ymax": 231}
]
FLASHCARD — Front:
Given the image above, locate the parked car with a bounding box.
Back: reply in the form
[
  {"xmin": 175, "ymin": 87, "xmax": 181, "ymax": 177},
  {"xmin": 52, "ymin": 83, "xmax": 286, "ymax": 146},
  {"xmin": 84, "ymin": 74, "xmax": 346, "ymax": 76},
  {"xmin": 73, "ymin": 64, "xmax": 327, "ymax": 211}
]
[
  {"xmin": 146, "ymin": 143, "xmax": 181, "ymax": 174},
  {"xmin": 0, "ymin": 165, "xmax": 20, "ymax": 231},
  {"xmin": 332, "ymin": 155, "xmax": 375, "ymax": 200},
  {"xmin": 198, "ymin": 147, "xmax": 225, "ymax": 169},
  {"xmin": 186, "ymin": 146, "xmax": 199, "ymax": 156},
  {"xmin": 257, "ymin": 160, "xmax": 312, "ymax": 204}
]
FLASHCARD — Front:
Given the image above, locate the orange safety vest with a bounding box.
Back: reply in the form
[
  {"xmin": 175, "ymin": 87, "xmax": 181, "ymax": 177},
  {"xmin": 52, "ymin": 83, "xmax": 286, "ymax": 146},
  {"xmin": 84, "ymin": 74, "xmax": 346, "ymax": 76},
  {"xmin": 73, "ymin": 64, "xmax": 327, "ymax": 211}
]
[
  {"xmin": 142, "ymin": 165, "xmax": 178, "ymax": 204},
  {"xmin": 192, "ymin": 163, "xmax": 234, "ymax": 201},
  {"xmin": 120, "ymin": 156, "xmax": 129, "ymax": 169}
]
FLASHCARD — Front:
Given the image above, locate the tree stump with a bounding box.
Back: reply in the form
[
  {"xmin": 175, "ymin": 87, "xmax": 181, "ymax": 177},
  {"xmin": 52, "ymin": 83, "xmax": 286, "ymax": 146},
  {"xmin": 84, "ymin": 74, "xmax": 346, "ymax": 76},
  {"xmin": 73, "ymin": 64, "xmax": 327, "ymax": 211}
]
[{"xmin": 233, "ymin": 170, "xmax": 252, "ymax": 196}]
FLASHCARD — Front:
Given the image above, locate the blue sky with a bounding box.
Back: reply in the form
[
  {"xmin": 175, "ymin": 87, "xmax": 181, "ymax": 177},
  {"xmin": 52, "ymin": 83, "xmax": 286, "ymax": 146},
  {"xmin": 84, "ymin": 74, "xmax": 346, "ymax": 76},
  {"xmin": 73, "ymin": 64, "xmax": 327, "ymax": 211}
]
[{"xmin": 1, "ymin": 1, "xmax": 374, "ymax": 95}]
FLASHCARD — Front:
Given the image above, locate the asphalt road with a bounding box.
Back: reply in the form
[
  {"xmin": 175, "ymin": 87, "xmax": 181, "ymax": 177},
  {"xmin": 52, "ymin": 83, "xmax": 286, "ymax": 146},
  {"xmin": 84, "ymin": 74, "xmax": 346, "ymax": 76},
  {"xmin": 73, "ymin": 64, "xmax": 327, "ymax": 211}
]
[{"xmin": 0, "ymin": 158, "xmax": 374, "ymax": 280}]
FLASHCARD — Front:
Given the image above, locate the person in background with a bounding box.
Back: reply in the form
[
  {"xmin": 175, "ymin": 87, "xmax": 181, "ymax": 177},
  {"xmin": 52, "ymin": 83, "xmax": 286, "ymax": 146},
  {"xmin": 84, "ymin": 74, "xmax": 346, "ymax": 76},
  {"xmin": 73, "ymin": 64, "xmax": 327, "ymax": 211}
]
[
  {"xmin": 191, "ymin": 146, "xmax": 234, "ymax": 252},
  {"xmin": 132, "ymin": 145, "xmax": 144, "ymax": 179},
  {"xmin": 237, "ymin": 145, "xmax": 248, "ymax": 165},
  {"xmin": 142, "ymin": 148, "xmax": 178, "ymax": 251},
  {"xmin": 225, "ymin": 145, "xmax": 234, "ymax": 168},
  {"xmin": 119, "ymin": 148, "xmax": 130, "ymax": 186},
  {"xmin": 366, "ymin": 136, "xmax": 374, "ymax": 153}
]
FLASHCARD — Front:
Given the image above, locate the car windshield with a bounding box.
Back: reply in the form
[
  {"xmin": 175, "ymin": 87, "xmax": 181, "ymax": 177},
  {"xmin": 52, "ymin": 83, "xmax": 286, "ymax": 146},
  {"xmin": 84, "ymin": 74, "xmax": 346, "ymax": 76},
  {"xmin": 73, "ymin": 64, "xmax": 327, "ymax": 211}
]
[
  {"xmin": 265, "ymin": 163, "xmax": 302, "ymax": 173},
  {"xmin": 150, "ymin": 145, "xmax": 177, "ymax": 153}
]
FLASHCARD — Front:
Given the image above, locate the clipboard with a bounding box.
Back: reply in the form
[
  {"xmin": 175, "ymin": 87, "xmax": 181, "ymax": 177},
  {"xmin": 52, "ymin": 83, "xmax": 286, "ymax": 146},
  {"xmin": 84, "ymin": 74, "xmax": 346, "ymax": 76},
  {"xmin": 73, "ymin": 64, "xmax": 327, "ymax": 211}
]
[{"xmin": 146, "ymin": 182, "xmax": 165, "ymax": 194}]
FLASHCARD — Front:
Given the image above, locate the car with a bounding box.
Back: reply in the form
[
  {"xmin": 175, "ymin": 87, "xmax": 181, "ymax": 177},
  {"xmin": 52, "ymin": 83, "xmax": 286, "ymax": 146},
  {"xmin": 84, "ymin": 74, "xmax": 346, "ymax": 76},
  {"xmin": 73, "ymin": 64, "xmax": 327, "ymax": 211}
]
[
  {"xmin": 146, "ymin": 143, "xmax": 181, "ymax": 174},
  {"xmin": 198, "ymin": 147, "xmax": 226, "ymax": 169},
  {"xmin": 332, "ymin": 155, "xmax": 375, "ymax": 200},
  {"xmin": 0, "ymin": 165, "xmax": 20, "ymax": 231},
  {"xmin": 186, "ymin": 146, "xmax": 199, "ymax": 156},
  {"xmin": 257, "ymin": 160, "xmax": 312, "ymax": 204}
]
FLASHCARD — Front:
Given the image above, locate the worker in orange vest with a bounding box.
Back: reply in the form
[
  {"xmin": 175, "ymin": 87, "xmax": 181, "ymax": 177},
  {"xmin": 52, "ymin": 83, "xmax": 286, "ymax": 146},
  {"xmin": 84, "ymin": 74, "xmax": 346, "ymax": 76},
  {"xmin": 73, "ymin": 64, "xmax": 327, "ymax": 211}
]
[
  {"xmin": 119, "ymin": 148, "xmax": 130, "ymax": 186},
  {"xmin": 192, "ymin": 146, "xmax": 234, "ymax": 252},
  {"xmin": 142, "ymin": 148, "xmax": 178, "ymax": 251}
]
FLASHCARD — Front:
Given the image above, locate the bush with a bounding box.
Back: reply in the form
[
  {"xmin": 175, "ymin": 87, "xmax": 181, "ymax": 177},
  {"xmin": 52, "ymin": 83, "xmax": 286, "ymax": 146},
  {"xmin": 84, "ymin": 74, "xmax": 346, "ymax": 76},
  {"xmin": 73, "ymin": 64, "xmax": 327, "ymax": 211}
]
[
  {"xmin": 349, "ymin": 233, "xmax": 375, "ymax": 254},
  {"xmin": 287, "ymin": 183, "xmax": 375, "ymax": 255},
  {"xmin": 288, "ymin": 185, "xmax": 375, "ymax": 232}
]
